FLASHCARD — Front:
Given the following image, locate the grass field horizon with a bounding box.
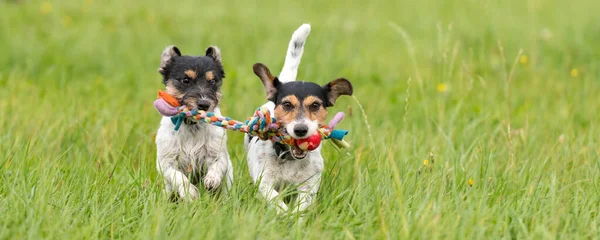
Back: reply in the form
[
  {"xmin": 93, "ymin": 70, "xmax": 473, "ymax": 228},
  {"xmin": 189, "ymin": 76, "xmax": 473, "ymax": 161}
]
[{"xmin": 1, "ymin": 0, "xmax": 599, "ymax": 239}]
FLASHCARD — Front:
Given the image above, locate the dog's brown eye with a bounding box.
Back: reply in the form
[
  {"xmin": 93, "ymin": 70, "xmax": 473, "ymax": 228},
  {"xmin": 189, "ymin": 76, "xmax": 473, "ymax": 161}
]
[
  {"xmin": 182, "ymin": 77, "xmax": 190, "ymax": 84},
  {"xmin": 309, "ymin": 102, "xmax": 321, "ymax": 111},
  {"xmin": 282, "ymin": 102, "xmax": 294, "ymax": 111}
]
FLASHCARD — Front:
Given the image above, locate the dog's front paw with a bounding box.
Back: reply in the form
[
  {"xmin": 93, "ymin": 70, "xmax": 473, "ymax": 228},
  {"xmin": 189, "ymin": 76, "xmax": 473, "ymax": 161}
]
[
  {"xmin": 178, "ymin": 184, "xmax": 199, "ymax": 201},
  {"xmin": 203, "ymin": 171, "xmax": 223, "ymax": 191}
]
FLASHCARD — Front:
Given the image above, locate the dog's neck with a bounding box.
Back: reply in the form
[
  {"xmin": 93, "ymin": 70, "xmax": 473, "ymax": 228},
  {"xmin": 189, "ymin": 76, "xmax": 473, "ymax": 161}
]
[
  {"xmin": 183, "ymin": 118, "xmax": 197, "ymax": 125},
  {"xmin": 273, "ymin": 142, "xmax": 290, "ymax": 159},
  {"xmin": 174, "ymin": 118, "xmax": 210, "ymax": 134}
]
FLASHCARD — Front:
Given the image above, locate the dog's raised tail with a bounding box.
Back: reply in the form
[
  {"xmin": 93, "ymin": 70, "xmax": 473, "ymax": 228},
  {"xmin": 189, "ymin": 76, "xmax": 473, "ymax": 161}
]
[{"xmin": 278, "ymin": 24, "xmax": 311, "ymax": 83}]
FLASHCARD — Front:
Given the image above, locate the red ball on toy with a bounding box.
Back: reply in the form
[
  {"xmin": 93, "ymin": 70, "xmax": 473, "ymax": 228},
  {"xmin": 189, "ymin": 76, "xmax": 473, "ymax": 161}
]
[{"xmin": 295, "ymin": 131, "xmax": 322, "ymax": 151}]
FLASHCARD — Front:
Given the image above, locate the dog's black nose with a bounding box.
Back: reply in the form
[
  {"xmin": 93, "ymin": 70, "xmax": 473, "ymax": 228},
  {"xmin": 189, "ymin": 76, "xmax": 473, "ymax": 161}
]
[
  {"xmin": 293, "ymin": 124, "xmax": 309, "ymax": 137},
  {"xmin": 197, "ymin": 100, "xmax": 211, "ymax": 111}
]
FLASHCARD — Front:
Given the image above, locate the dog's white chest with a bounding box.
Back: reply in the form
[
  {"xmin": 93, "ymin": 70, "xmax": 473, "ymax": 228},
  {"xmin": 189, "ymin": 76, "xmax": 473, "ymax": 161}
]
[
  {"xmin": 247, "ymin": 138, "xmax": 324, "ymax": 185},
  {"xmin": 156, "ymin": 117, "xmax": 224, "ymax": 173},
  {"xmin": 272, "ymin": 158, "xmax": 323, "ymax": 184}
]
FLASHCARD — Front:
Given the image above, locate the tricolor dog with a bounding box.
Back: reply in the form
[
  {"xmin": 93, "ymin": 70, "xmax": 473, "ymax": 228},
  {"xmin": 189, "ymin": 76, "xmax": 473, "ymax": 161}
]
[
  {"xmin": 155, "ymin": 45, "xmax": 233, "ymax": 201},
  {"xmin": 245, "ymin": 24, "xmax": 353, "ymax": 213}
]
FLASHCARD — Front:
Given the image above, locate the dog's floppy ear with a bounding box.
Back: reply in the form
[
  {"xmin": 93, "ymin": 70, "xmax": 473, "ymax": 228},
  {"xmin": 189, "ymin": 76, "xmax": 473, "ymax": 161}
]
[
  {"xmin": 253, "ymin": 63, "xmax": 281, "ymax": 101},
  {"xmin": 323, "ymin": 78, "xmax": 353, "ymax": 106},
  {"xmin": 205, "ymin": 46, "xmax": 222, "ymax": 62},
  {"xmin": 159, "ymin": 45, "xmax": 181, "ymax": 74}
]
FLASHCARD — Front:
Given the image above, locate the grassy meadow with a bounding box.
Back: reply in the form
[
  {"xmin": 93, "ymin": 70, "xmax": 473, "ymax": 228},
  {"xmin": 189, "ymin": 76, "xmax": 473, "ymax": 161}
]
[{"xmin": 1, "ymin": 0, "xmax": 600, "ymax": 238}]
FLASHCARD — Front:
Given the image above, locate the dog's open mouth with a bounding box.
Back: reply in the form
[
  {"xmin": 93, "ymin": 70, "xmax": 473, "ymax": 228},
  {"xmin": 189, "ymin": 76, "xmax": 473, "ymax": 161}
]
[{"xmin": 290, "ymin": 144, "xmax": 308, "ymax": 159}]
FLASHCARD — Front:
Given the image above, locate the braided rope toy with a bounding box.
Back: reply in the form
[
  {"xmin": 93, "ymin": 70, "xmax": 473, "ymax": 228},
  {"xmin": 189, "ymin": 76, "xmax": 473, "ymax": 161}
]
[{"xmin": 153, "ymin": 90, "xmax": 350, "ymax": 149}]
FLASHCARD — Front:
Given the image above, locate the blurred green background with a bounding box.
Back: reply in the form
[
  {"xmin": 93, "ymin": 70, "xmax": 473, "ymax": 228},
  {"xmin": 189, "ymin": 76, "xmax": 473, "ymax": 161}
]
[{"xmin": 1, "ymin": 0, "xmax": 599, "ymax": 239}]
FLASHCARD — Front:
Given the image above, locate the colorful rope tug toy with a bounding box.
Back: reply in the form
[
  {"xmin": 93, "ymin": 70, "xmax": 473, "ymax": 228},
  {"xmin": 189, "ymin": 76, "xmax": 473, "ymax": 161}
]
[{"xmin": 153, "ymin": 90, "xmax": 350, "ymax": 150}]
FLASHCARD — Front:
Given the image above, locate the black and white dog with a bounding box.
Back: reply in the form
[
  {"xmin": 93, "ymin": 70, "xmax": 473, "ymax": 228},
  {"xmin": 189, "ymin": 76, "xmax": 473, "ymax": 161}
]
[
  {"xmin": 155, "ymin": 45, "xmax": 233, "ymax": 201},
  {"xmin": 245, "ymin": 24, "xmax": 353, "ymax": 213}
]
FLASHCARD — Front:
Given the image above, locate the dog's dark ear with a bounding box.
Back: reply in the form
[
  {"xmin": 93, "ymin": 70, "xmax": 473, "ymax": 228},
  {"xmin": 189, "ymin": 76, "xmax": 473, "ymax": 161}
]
[
  {"xmin": 323, "ymin": 78, "xmax": 353, "ymax": 106},
  {"xmin": 253, "ymin": 63, "xmax": 281, "ymax": 101},
  {"xmin": 205, "ymin": 46, "xmax": 222, "ymax": 62},
  {"xmin": 205, "ymin": 46, "xmax": 225, "ymax": 78},
  {"xmin": 159, "ymin": 45, "xmax": 181, "ymax": 74}
]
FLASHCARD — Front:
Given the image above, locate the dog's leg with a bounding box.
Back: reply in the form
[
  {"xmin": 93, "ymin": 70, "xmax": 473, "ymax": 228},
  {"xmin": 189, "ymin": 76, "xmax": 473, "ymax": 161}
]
[
  {"xmin": 204, "ymin": 150, "xmax": 233, "ymax": 194},
  {"xmin": 278, "ymin": 24, "xmax": 311, "ymax": 83},
  {"xmin": 203, "ymin": 155, "xmax": 227, "ymax": 192},
  {"xmin": 157, "ymin": 160, "xmax": 199, "ymax": 201},
  {"xmin": 156, "ymin": 122, "xmax": 200, "ymax": 201},
  {"xmin": 292, "ymin": 174, "xmax": 321, "ymax": 214},
  {"xmin": 203, "ymin": 127, "xmax": 231, "ymax": 192},
  {"xmin": 258, "ymin": 179, "xmax": 289, "ymax": 214}
]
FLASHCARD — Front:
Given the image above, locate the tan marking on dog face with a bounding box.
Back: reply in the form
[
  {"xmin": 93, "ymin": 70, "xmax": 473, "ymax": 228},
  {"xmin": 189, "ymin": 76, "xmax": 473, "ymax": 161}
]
[
  {"xmin": 184, "ymin": 69, "xmax": 197, "ymax": 79},
  {"xmin": 274, "ymin": 95, "xmax": 300, "ymax": 125},
  {"xmin": 165, "ymin": 80, "xmax": 184, "ymax": 99},
  {"xmin": 166, "ymin": 79, "xmax": 198, "ymax": 108},
  {"xmin": 205, "ymin": 71, "xmax": 214, "ymax": 81},
  {"xmin": 182, "ymin": 97, "xmax": 198, "ymax": 109},
  {"xmin": 303, "ymin": 95, "xmax": 327, "ymax": 124}
]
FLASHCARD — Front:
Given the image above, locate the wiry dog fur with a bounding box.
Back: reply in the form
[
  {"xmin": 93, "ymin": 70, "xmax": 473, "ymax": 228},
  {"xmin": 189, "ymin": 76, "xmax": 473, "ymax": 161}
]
[
  {"xmin": 244, "ymin": 24, "xmax": 353, "ymax": 214},
  {"xmin": 156, "ymin": 45, "xmax": 233, "ymax": 201}
]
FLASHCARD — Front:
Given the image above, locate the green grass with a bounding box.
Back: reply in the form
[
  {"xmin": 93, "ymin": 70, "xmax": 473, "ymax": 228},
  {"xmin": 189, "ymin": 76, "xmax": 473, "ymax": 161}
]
[{"xmin": 1, "ymin": 0, "xmax": 600, "ymax": 239}]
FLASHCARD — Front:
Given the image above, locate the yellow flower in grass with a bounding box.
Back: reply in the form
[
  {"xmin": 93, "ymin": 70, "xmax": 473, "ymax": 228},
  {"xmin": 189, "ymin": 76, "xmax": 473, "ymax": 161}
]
[
  {"xmin": 423, "ymin": 159, "xmax": 428, "ymax": 166},
  {"xmin": 40, "ymin": 2, "xmax": 53, "ymax": 14},
  {"xmin": 436, "ymin": 83, "xmax": 448, "ymax": 93},
  {"xmin": 570, "ymin": 68, "xmax": 579, "ymax": 78},
  {"xmin": 519, "ymin": 55, "xmax": 528, "ymax": 65},
  {"xmin": 62, "ymin": 16, "xmax": 72, "ymax": 27},
  {"xmin": 468, "ymin": 179, "xmax": 474, "ymax": 186}
]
